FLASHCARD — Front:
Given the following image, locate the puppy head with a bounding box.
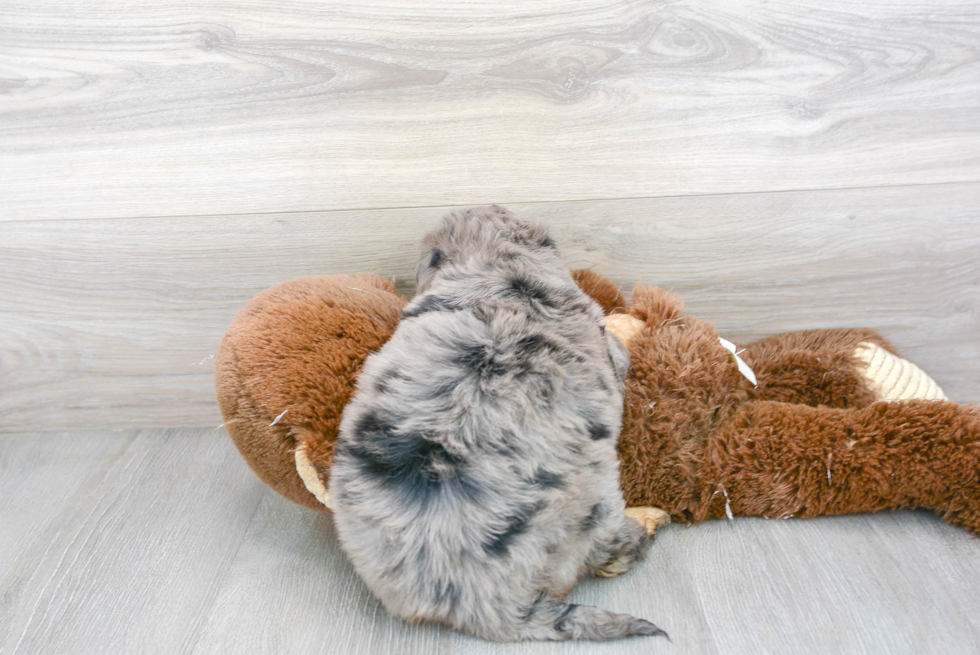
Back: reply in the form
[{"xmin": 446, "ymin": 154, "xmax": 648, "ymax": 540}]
[{"xmin": 416, "ymin": 205, "xmax": 558, "ymax": 292}]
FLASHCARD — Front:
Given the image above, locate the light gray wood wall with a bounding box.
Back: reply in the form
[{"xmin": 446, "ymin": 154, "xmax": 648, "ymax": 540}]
[{"xmin": 1, "ymin": 0, "xmax": 979, "ymax": 432}]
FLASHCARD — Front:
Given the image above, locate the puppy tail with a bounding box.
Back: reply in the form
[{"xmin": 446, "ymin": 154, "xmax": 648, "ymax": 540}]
[{"xmin": 512, "ymin": 598, "xmax": 668, "ymax": 642}]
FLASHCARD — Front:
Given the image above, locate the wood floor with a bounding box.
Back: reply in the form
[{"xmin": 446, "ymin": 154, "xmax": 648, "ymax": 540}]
[
  {"xmin": 2, "ymin": 1, "xmax": 979, "ymax": 653},
  {"xmin": 2, "ymin": 429, "xmax": 979, "ymax": 655}
]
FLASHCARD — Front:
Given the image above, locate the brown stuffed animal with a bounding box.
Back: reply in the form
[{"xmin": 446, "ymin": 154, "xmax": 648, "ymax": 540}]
[
  {"xmin": 570, "ymin": 270, "xmax": 980, "ymax": 534},
  {"xmin": 216, "ymin": 270, "xmax": 980, "ymax": 535},
  {"xmin": 215, "ymin": 274, "xmax": 404, "ymax": 511}
]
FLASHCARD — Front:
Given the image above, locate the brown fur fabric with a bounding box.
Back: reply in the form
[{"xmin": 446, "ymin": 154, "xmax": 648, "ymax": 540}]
[
  {"xmin": 742, "ymin": 328, "xmax": 894, "ymax": 409},
  {"xmin": 570, "ymin": 269, "xmax": 629, "ymax": 315},
  {"xmin": 617, "ymin": 283, "xmax": 980, "ymax": 534},
  {"xmin": 701, "ymin": 400, "xmax": 980, "ymax": 532},
  {"xmin": 215, "ymin": 271, "xmax": 980, "ymax": 535},
  {"xmin": 216, "ymin": 274, "xmax": 404, "ymax": 510}
]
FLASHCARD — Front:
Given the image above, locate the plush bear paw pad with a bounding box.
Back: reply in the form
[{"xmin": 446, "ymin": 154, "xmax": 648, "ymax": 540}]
[
  {"xmin": 295, "ymin": 442, "xmax": 333, "ymax": 510},
  {"xmin": 853, "ymin": 342, "xmax": 947, "ymax": 402},
  {"xmin": 605, "ymin": 314, "xmax": 646, "ymax": 344},
  {"xmin": 625, "ymin": 506, "xmax": 671, "ymax": 536}
]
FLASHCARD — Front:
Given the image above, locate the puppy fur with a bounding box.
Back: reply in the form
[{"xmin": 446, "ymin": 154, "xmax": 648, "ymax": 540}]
[{"xmin": 328, "ymin": 206, "xmax": 665, "ymax": 641}]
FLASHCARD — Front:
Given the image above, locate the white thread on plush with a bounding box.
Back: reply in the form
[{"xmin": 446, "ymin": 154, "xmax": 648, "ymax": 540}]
[
  {"xmin": 718, "ymin": 337, "xmax": 758, "ymax": 387},
  {"xmin": 295, "ymin": 442, "xmax": 334, "ymax": 510},
  {"xmin": 853, "ymin": 342, "xmax": 947, "ymax": 401},
  {"xmin": 604, "ymin": 315, "xmax": 758, "ymax": 386}
]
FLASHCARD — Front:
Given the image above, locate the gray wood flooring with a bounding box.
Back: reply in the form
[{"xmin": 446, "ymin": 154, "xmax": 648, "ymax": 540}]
[
  {"xmin": 3, "ymin": 0, "xmax": 980, "ymax": 653},
  {"xmin": 2, "ymin": 428, "xmax": 979, "ymax": 655}
]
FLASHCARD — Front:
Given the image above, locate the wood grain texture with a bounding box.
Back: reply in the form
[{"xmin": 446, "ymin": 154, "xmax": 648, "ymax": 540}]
[
  {"xmin": 0, "ymin": 429, "xmax": 267, "ymax": 655},
  {"xmin": 1, "ymin": 429, "xmax": 979, "ymax": 654},
  {"xmin": 189, "ymin": 492, "xmax": 711, "ymax": 655},
  {"xmin": 0, "ymin": 430, "xmax": 135, "ymax": 573},
  {"xmin": 685, "ymin": 513, "xmax": 980, "ymax": 654},
  {"xmin": 2, "ymin": 183, "xmax": 978, "ymax": 432},
  {"xmin": 2, "ymin": 0, "xmax": 979, "ymax": 220}
]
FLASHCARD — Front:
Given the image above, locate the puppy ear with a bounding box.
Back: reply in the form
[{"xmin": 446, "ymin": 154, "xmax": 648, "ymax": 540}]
[
  {"xmin": 429, "ymin": 248, "xmax": 445, "ymax": 269},
  {"xmin": 415, "ymin": 247, "xmax": 446, "ymax": 293},
  {"xmin": 604, "ymin": 330, "xmax": 631, "ymax": 384}
]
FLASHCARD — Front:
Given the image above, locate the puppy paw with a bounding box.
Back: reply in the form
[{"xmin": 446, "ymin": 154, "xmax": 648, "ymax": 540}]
[
  {"xmin": 625, "ymin": 506, "xmax": 671, "ymax": 536},
  {"xmin": 594, "ymin": 557, "xmax": 635, "ymax": 578}
]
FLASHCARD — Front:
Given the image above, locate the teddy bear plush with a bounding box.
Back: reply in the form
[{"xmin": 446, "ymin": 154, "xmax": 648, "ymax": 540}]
[
  {"xmin": 216, "ymin": 269, "xmax": 980, "ymax": 535},
  {"xmin": 570, "ymin": 270, "xmax": 979, "ymax": 534}
]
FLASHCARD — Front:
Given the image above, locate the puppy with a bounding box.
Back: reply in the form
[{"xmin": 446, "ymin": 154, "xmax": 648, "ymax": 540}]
[{"xmin": 328, "ymin": 206, "xmax": 666, "ymax": 641}]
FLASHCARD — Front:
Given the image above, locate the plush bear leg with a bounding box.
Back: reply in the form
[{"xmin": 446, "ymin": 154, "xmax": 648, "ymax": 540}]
[{"xmin": 696, "ymin": 399, "xmax": 980, "ymax": 534}]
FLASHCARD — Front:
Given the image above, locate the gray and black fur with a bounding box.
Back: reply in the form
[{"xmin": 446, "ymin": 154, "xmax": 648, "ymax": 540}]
[{"xmin": 328, "ymin": 206, "xmax": 666, "ymax": 641}]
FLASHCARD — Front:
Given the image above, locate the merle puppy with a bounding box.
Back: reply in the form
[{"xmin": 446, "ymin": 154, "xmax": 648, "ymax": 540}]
[{"xmin": 328, "ymin": 206, "xmax": 666, "ymax": 641}]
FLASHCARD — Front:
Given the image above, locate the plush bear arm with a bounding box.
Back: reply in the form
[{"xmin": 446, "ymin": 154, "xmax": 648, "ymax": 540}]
[
  {"xmin": 740, "ymin": 328, "xmax": 947, "ymax": 408},
  {"xmin": 696, "ymin": 399, "xmax": 980, "ymax": 534},
  {"xmin": 737, "ymin": 328, "xmax": 892, "ymax": 409}
]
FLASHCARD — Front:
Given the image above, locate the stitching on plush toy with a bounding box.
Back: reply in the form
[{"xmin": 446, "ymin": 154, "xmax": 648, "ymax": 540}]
[{"xmin": 719, "ymin": 337, "xmax": 758, "ymax": 387}]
